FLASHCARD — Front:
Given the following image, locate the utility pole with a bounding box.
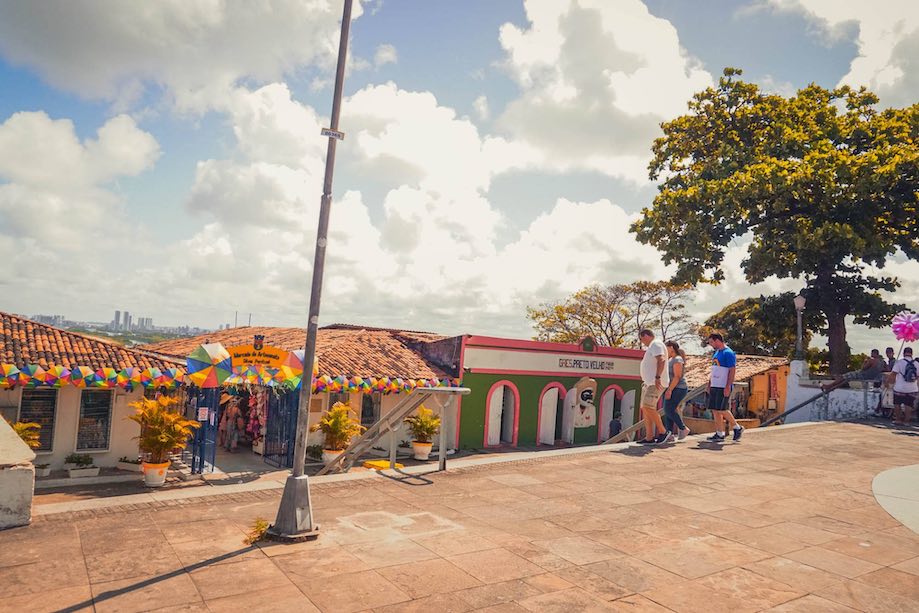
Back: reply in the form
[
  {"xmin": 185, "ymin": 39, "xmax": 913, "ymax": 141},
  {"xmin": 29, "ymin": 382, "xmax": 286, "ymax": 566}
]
[{"xmin": 269, "ymin": 0, "xmax": 353, "ymax": 540}]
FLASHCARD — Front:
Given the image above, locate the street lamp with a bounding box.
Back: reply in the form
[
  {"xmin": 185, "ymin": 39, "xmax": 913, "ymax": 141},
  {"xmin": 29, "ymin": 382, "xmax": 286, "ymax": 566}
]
[
  {"xmin": 794, "ymin": 294, "xmax": 806, "ymax": 360},
  {"xmin": 269, "ymin": 0, "xmax": 354, "ymax": 541}
]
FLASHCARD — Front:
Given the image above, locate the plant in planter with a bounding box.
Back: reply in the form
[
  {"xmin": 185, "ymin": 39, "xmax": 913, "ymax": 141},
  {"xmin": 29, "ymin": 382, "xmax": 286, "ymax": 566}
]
[
  {"xmin": 127, "ymin": 395, "xmax": 200, "ymax": 487},
  {"xmin": 310, "ymin": 402, "xmax": 365, "ymax": 464},
  {"xmin": 116, "ymin": 456, "xmax": 144, "ymax": 472},
  {"xmin": 34, "ymin": 463, "xmax": 51, "ymax": 477},
  {"xmin": 65, "ymin": 453, "xmax": 99, "ymax": 478},
  {"xmin": 404, "ymin": 406, "xmax": 440, "ymax": 460}
]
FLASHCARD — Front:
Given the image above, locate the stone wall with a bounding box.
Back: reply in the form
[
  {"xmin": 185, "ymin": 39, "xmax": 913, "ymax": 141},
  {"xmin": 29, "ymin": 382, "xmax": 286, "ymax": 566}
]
[
  {"xmin": 783, "ymin": 360, "xmax": 875, "ymax": 424},
  {"xmin": 0, "ymin": 418, "xmax": 35, "ymax": 529}
]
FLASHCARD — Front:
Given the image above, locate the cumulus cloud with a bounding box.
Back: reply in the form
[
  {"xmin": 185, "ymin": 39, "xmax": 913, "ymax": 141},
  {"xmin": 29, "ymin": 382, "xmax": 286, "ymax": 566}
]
[
  {"xmin": 768, "ymin": 0, "xmax": 919, "ymax": 106},
  {"xmin": 0, "ymin": 0, "xmax": 364, "ymax": 110},
  {"xmin": 496, "ymin": 0, "xmax": 712, "ymax": 183},
  {"xmin": 473, "ymin": 95, "xmax": 490, "ymax": 121}
]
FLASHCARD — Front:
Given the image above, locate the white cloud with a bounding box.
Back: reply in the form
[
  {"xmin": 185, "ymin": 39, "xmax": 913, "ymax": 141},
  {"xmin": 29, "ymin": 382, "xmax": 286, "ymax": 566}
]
[
  {"xmin": 496, "ymin": 0, "xmax": 712, "ymax": 183},
  {"xmin": 768, "ymin": 0, "xmax": 919, "ymax": 106},
  {"xmin": 473, "ymin": 95, "xmax": 490, "ymax": 121},
  {"xmin": 0, "ymin": 1, "xmax": 364, "ymax": 110},
  {"xmin": 373, "ymin": 44, "xmax": 398, "ymax": 68}
]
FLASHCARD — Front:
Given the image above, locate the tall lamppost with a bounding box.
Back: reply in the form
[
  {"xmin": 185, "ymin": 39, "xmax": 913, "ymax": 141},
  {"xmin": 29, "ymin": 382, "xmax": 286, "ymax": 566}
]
[
  {"xmin": 794, "ymin": 294, "xmax": 806, "ymax": 360},
  {"xmin": 269, "ymin": 0, "xmax": 354, "ymax": 541}
]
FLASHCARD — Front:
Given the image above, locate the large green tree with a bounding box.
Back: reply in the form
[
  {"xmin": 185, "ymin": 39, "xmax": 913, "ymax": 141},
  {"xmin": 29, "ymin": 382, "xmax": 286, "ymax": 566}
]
[
  {"xmin": 699, "ymin": 292, "xmax": 824, "ymax": 357},
  {"xmin": 527, "ymin": 281, "xmax": 698, "ymax": 349},
  {"xmin": 632, "ymin": 68, "xmax": 918, "ymax": 373}
]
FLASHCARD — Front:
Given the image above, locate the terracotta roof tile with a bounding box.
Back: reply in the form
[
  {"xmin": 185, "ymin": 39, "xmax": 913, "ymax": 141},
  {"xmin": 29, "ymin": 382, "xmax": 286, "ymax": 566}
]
[
  {"xmin": 142, "ymin": 325, "xmax": 452, "ymax": 379},
  {"xmin": 683, "ymin": 354, "xmax": 788, "ymax": 389},
  {"xmin": 0, "ymin": 311, "xmax": 182, "ymax": 370}
]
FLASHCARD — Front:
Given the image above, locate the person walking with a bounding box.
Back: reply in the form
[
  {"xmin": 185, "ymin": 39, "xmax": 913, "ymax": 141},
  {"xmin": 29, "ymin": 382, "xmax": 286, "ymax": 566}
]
[
  {"xmin": 891, "ymin": 347, "xmax": 918, "ymax": 425},
  {"xmin": 886, "ymin": 347, "xmax": 897, "ymax": 371},
  {"xmin": 706, "ymin": 333, "xmax": 743, "ymax": 442},
  {"xmin": 664, "ymin": 341, "xmax": 691, "ymax": 440},
  {"xmin": 638, "ymin": 329, "xmax": 673, "ymax": 444}
]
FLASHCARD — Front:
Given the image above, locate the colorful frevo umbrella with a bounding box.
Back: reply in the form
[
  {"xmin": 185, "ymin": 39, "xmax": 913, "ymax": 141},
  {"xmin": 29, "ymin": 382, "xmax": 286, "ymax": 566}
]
[
  {"xmin": 186, "ymin": 343, "xmax": 232, "ymax": 388},
  {"xmin": 276, "ymin": 351, "xmax": 304, "ymax": 388},
  {"xmin": 20, "ymin": 364, "xmax": 47, "ymax": 387},
  {"xmin": 45, "ymin": 365, "xmax": 71, "ymax": 388},
  {"xmin": 140, "ymin": 367, "xmax": 161, "ymax": 387},
  {"xmin": 70, "ymin": 366, "xmax": 95, "ymax": 388},
  {"xmin": 0, "ymin": 364, "xmax": 20, "ymax": 388},
  {"xmin": 93, "ymin": 367, "xmax": 119, "ymax": 388}
]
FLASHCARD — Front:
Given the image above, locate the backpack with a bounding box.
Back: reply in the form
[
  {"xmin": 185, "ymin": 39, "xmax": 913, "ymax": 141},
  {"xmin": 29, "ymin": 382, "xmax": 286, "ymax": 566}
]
[{"xmin": 905, "ymin": 359, "xmax": 918, "ymax": 384}]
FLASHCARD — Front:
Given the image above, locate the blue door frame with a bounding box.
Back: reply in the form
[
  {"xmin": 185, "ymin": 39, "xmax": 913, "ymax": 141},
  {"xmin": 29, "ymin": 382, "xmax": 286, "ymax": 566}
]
[{"xmin": 189, "ymin": 387, "xmax": 218, "ymax": 474}]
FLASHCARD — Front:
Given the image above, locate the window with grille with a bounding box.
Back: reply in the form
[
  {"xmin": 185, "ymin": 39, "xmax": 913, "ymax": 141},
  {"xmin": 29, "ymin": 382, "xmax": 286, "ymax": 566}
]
[
  {"xmin": 77, "ymin": 390, "xmax": 113, "ymax": 451},
  {"xmin": 19, "ymin": 389, "xmax": 58, "ymax": 452}
]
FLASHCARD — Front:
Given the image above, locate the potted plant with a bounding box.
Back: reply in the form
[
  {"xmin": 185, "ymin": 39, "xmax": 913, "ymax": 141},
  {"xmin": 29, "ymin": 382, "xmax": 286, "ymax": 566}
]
[
  {"xmin": 65, "ymin": 453, "xmax": 99, "ymax": 478},
  {"xmin": 9, "ymin": 420, "xmax": 41, "ymax": 450},
  {"xmin": 127, "ymin": 395, "xmax": 200, "ymax": 487},
  {"xmin": 34, "ymin": 463, "xmax": 51, "ymax": 478},
  {"xmin": 404, "ymin": 406, "xmax": 440, "ymax": 460},
  {"xmin": 116, "ymin": 456, "xmax": 143, "ymax": 472},
  {"xmin": 310, "ymin": 402, "xmax": 365, "ymax": 464}
]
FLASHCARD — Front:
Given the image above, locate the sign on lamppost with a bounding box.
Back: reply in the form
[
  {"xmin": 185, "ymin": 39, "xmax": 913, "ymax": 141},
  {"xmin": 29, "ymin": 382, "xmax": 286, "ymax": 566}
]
[{"xmin": 268, "ymin": 0, "xmax": 354, "ymax": 541}]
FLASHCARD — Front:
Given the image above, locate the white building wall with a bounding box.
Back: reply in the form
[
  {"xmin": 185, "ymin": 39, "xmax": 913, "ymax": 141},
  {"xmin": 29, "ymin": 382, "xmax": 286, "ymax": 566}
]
[
  {"xmin": 784, "ymin": 361, "xmax": 874, "ymax": 423},
  {"xmin": 31, "ymin": 387, "xmax": 141, "ymax": 470}
]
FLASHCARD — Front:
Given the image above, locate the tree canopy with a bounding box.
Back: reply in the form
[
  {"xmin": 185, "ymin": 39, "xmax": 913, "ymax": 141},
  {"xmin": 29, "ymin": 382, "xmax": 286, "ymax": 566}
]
[
  {"xmin": 632, "ymin": 68, "xmax": 919, "ymax": 373},
  {"xmin": 699, "ymin": 292, "xmax": 824, "ymax": 357},
  {"xmin": 526, "ymin": 281, "xmax": 697, "ymax": 349}
]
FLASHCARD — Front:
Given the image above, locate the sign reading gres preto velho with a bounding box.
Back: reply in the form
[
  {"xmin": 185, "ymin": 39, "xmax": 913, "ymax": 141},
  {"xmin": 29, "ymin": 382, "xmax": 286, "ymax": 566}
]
[{"xmin": 558, "ymin": 358, "xmax": 615, "ymax": 371}]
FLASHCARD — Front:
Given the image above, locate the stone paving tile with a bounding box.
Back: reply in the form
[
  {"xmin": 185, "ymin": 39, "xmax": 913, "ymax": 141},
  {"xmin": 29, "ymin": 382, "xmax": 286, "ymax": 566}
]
[
  {"xmin": 90, "ymin": 572, "xmax": 203, "ymax": 613},
  {"xmin": 0, "ymin": 585, "xmax": 94, "ymax": 613},
  {"xmin": 643, "ymin": 567, "xmax": 802, "ymax": 613},
  {"xmin": 344, "ymin": 538, "xmax": 441, "ymax": 569},
  {"xmin": 784, "ymin": 546, "xmax": 883, "ymax": 579},
  {"xmin": 553, "ymin": 565, "xmax": 634, "ymax": 601},
  {"xmin": 373, "ymin": 592, "xmax": 475, "ymax": 612},
  {"xmin": 723, "ymin": 522, "xmax": 838, "ymax": 555},
  {"xmin": 893, "ymin": 555, "xmax": 919, "ymax": 576},
  {"xmin": 815, "ymin": 579, "xmax": 919, "ymax": 612},
  {"xmin": 855, "ymin": 566, "xmax": 919, "ymax": 600},
  {"xmin": 741, "ymin": 556, "xmax": 841, "ymax": 592},
  {"xmin": 634, "ymin": 534, "xmax": 771, "ymax": 579},
  {"xmin": 188, "ymin": 557, "xmax": 291, "ymax": 601},
  {"xmin": 204, "ymin": 583, "xmax": 319, "ymax": 612},
  {"xmin": 763, "ymin": 594, "xmax": 860, "ymax": 612},
  {"xmin": 376, "ymin": 558, "xmax": 482, "ymax": 598},
  {"xmin": 582, "ymin": 557, "xmax": 685, "ymax": 593},
  {"xmin": 0, "ymin": 555, "xmax": 90, "ymax": 598},
  {"xmin": 522, "ymin": 571, "xmax": 576, "ymax": 593},
  {"xmin": 608, "ymin": 594, "xmax": 674, "ymax": 612},
  {"xmin": 819, "ymin": 531, "xmax": 919, "ymax": 566},
  {"xmin": 84, "ymin": 541, "xmax": 184, "ymax": 584},
  {"xmin": 447, "ymin": 547, "xmax": 545, "ymax": 583},
  {"xmin": 454, "ymin": 578, "xmax": 543, "ymax": 609},
  {"xmin": 295, "ymin": 569, "xmax": 410, "ymax": 613},
  {"xmin": 517, "ymin": 587, "xmax": 619, "ymax": 612},
  {"xmin": 531, "ymin": 535, "xmax": 624, "ymax": 565}
]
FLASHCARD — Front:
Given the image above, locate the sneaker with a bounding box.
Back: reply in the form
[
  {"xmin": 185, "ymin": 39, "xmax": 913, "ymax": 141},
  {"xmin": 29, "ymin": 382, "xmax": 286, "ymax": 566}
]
[
  {"xmin": 639, "ymin": 438, "xmax": 656, "ymax": 444},
  {"xmin": 733, "ymin": 426, "xmax": 744, "ymax": 441},
  {"xmin": 657, "ymin": 432, "xmax": 675, "ymax": 444},
  {"xmin": 678, "ymin": 428, "xmax": 690, "ymax": 440},
  {"xmin": 707, "ymin": 433, "xmax": 725, "ymax": 442}
]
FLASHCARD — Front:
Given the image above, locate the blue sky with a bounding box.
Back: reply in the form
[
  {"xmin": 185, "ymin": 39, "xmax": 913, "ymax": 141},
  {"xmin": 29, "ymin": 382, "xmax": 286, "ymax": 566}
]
[{"xmin": 0, "ymin": 0, "xmax": 916, "ymax": 352}]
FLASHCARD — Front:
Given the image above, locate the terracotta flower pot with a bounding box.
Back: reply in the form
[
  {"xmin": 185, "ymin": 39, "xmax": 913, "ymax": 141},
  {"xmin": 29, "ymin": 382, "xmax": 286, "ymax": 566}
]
[
  {"xmin": 142, "ymin": 461, "xmax": 170, "ymax": 487},
  {"xmin": 411, "ymin": 441, "xmax": 433, "ymax": 461}
]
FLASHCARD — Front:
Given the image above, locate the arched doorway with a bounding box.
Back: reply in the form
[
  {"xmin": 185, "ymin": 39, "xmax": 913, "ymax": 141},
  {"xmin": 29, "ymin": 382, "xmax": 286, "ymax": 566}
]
[
  {"xmin": 537, "ymin": 383, "xmax": 566, "ymax": 445},
  {"xmin": 485, "ymin": 381, "xmax": 519, "ymax": 447},
  {"xmin": 620, "ymin": 389, "xmax": 637, "ymax": 440},
  {"xmin": 598, "ymin": 385, "xmax": 624, "ymax": 442}
]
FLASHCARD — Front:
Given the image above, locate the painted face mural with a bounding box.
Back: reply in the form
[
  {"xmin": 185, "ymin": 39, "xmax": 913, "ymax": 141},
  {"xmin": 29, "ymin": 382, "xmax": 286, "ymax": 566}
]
[{"xmin": 573, "ymin": 376, "xmax": 597, "ymax": 428}]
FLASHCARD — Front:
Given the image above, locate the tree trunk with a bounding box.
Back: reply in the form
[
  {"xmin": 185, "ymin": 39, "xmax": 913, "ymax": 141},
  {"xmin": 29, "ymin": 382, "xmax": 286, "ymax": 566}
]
[{"xmin": 826, "ymin": 312, "xmax": 850, "ymax": 375}]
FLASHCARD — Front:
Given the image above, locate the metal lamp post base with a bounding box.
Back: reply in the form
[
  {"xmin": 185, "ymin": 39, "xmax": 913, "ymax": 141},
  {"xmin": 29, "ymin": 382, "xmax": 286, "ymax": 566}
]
[{"xmin": 267, "ymin": 474, "xmax": 320, "ymax": 542}]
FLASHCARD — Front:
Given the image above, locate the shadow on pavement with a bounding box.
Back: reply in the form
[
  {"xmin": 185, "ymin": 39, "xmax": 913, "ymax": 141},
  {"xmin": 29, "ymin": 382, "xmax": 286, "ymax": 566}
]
[{"xmin": 60, "ymin": 547, "xmax": 256, "ymax": 613}]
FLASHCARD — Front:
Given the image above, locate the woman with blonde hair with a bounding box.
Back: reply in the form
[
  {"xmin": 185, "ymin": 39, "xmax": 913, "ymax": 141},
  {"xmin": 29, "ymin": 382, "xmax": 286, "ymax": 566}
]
[{"xmin": 664, "ymin": 340, "xmax": 691, "ymax": 440}]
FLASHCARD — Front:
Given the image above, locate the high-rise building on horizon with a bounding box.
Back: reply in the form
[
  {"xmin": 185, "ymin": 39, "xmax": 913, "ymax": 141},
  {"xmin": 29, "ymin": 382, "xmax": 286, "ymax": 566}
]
[
  {"xmin": 114, "ymin": 310, "xmax": 121, "ymax": 329},
  {"xmin": 124, "ymin": 311, "xmax": 132, "ymax": 331}
]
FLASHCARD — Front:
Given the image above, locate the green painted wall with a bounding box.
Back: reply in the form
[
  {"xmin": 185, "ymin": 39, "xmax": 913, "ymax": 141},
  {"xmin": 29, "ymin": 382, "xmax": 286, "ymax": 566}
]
[{"xmin": 458, "ymin": 372, "xmax": 642, "ymax": 450}]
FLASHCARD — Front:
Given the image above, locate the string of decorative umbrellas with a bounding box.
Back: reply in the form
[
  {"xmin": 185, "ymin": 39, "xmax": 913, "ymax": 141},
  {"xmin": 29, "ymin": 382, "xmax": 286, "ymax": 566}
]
[{"xmin": 1, "ymin": 342, "xmax": 461, "ymax": 394}]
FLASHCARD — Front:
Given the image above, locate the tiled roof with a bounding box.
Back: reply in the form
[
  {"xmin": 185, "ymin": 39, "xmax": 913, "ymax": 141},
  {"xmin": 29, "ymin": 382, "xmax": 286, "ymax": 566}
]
[
  {"xmin": 683, "ymin": 354, "xmax": 788, "ymax": 389},
  {"xmin": 0, "ymin": 311, "xmax": 182, "ymax": 370},
  {"xmin": 141, "ymin": 325, "xmax": 453, "ymax": 379}
]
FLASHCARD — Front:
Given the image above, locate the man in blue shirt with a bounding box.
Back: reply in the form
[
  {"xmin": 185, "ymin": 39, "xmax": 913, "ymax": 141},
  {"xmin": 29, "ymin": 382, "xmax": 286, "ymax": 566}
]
[{"xmin": 706, "ymin": 333, "xmax": 743, "ymax": 442}]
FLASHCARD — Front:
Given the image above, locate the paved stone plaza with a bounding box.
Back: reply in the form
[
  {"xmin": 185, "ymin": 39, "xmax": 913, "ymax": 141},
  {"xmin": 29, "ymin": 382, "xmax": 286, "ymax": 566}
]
[{"xmin": 3, "ymin": 422, "xmax": 919, "ymax": 612}]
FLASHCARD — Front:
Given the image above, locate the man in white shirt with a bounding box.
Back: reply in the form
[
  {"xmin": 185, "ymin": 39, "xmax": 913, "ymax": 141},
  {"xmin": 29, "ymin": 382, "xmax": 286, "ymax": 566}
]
[
  {"xmin": 638, "ymin": 329, "xmax": 672, "ymax": 444},
  {"xmin": 891, "ymin": 347, "xmax": 918, "ymax": 425}
]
